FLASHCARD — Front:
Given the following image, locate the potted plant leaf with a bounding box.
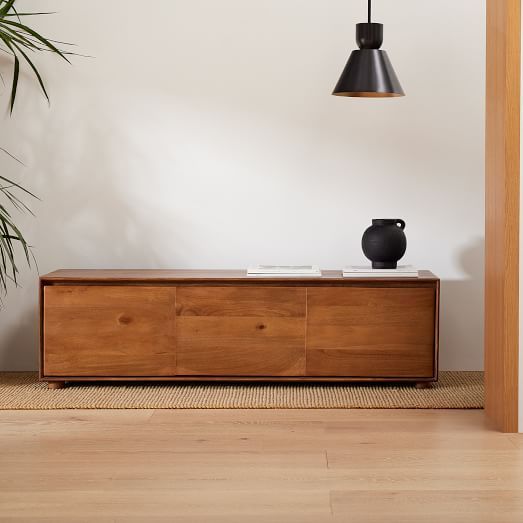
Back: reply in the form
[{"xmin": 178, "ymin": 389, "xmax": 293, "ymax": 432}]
[{"xmin": 0, "ymin": 0, "xmax": 71, "ymax": 296}]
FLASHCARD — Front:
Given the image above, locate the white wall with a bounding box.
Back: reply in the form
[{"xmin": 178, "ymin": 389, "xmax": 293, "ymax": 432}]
[{"xmin": 0, "ymin": 0, "xmax": 485, "ymax": 371}]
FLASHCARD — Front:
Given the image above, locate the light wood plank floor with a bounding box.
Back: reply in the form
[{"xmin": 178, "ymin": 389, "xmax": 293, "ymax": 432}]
[{"xmin": 0, "ymin": 409, "xmax": 522, "ymax": 522}]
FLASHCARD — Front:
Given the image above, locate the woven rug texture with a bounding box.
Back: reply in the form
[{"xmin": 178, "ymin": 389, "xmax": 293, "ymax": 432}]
[{"xmin": 0, "ymin": 371, "xmax": 483, "ymax": 410}]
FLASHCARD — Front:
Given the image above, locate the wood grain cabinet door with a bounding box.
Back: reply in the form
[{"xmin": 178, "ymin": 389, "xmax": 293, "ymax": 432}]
[
  {"xmin": 44, "ymin": 286, "xmax": 176, "ymax": 376},
  {"xmin": 306, "ymin": 287, "xmax": 436, "ymax": 378},
  {"xmin": 176, "ymin": 286, "xmax": 306, "ymax": 376}
]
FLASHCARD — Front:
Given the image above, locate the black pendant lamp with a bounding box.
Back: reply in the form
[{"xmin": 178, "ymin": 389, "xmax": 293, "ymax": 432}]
[{"xmin": 333, "ymin": 0, "xmax": 404, "ymax": 98}]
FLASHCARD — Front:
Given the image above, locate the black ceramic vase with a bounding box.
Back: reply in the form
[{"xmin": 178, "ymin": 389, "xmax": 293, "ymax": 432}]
[{"xmin": 361, "ymin": 219, "xmax": 407, "ymax": 269}]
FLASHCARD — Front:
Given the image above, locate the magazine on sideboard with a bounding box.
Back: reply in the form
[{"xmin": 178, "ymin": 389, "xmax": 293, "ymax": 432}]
[
  {"xmin": 247, "ymin": 265, "xmax": 322, "ymax": 277},
  {"xmin": 342, "ymin": 265, "xmax": 419, "ymax": 278}
]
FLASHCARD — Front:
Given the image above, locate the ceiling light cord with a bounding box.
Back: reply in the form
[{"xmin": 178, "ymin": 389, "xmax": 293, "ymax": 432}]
[{"xmin": 368, "ymin": 0, "xmax": 371, "ymax": 23}]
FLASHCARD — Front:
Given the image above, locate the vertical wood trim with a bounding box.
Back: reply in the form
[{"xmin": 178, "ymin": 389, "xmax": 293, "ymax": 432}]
[
  {"xmin": 434, "ymin": 280, "xmax": 440, "ymax": 380},
  {"xmin": 485, "ymin": 0, "xmax": 521, "ymax": 432},
  {"xmin": 304, "ymin": 287, "xmax": 308, "ymax": 376},
  {"xmin": 39, "ymin": 279, "xmax": 45, "ymax": 380}
]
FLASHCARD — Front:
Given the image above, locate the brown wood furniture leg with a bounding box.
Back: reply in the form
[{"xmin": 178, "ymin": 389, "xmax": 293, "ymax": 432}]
[
  {"xmin": 47, "ymin": 381, "xmax": 66, "ymax": 390},
  {"xmin": 415, "ymin": 382, "xmax": 431, "ymax": 389}
]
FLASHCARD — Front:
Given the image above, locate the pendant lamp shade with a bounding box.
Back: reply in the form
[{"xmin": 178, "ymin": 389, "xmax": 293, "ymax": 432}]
[
  {"xmin": 333, "ymin": 48, "xmax": 404, "ymax": 97},
  {"xmin": 333, "ymin": 5, "xmax": 404, "ymax": 98}
]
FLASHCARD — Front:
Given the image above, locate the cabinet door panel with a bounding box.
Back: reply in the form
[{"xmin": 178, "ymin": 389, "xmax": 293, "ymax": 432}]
[
  {"xmin": 306, "ymin": 287, "xmax": 436, "ymax": 377},
  {"xmin": 44, "ymin": 286, "xmax": 176, "ymax": 376},
  {"xmin": 176, "ymin": 287, "xmax": 306, "ymax": 376}
]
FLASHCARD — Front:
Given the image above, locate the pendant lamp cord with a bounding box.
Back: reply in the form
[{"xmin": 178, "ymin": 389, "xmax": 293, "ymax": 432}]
[{"xmin": 368, "ymin": 0, "xmax": 371, "ymax": 23}]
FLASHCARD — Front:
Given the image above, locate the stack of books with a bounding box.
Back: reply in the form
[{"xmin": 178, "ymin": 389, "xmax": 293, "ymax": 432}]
[
  {"xmin": 247, "ymin": 265, "xmax": 322, "ymax": 277},
  {"xmin": 342, "ymin": 265, "xmax": 419, "ymax": 278}
]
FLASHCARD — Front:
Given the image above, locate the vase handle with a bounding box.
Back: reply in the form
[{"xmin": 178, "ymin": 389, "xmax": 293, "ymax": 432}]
[{"xmin": 396, "ymin": 219, "xmax": 405, "ymax": 230}]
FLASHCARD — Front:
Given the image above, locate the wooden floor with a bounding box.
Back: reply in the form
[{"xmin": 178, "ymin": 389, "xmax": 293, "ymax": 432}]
[{"xmin": 1, "ymin": 409, "xmax": 522, "ymax": 522}]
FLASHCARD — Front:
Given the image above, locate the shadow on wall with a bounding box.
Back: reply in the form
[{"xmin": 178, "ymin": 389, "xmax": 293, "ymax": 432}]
[
  {"xmin": 439, "ymin": 237, "xmax": 484, "ymax": 371},
  {"xmin": 0, "ymin": 305, "xmax": 38, "ymax": 371},
  {"xmin": 34, "ymin": 107, "xmax": 168, "ymax": 268}
]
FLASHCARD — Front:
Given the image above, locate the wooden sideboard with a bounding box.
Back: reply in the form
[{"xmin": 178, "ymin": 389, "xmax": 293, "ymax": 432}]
[{"xmin": 40, "ymin": 269, "xmax": 439, "ymax": 388}]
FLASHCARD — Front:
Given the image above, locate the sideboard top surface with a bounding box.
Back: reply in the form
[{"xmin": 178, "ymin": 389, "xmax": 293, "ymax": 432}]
[{"xmin": 41, "ymin": 269, "xmax": 439, "ymax": 284}]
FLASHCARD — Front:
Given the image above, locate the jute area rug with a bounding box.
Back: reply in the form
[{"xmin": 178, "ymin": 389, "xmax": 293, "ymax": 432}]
[{"xmin": 0, "ymin": 371, "xmax": 483, "ymax": 410}]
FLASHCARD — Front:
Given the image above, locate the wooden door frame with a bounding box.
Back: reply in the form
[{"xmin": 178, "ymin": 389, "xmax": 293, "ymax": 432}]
[{"xmin": 485, "ymin": 0, "xmax": 520, "ymax": 432}]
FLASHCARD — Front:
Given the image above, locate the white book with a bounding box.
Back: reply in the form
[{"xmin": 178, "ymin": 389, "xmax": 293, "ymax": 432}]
[
  {"xmin": 343, "ymin": 265, "xmax": 417, "ymax": 273},
  {"xmin": 247, "ymin": 273, "xmax": 322, "ymax": 278},
  {"xmin": 343, "ymin": 265, "xmax": 418, "ymax": 278},
  {"xmin": 247, "ymin": 265, "xmax": 321, "ymax": 275},
  {"xmin": 342, "ymin": 272, "xmax": 418, "ymax": 278}
]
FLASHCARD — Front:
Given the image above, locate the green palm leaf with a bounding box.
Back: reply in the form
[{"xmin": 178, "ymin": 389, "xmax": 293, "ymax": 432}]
[
  {"xmin": 0, "ymin": 0, "xmax": 74, "ymax": 298},
  {"xmin": 0, "ymin": 0, "xmax": 72, "ymax": 112}
]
